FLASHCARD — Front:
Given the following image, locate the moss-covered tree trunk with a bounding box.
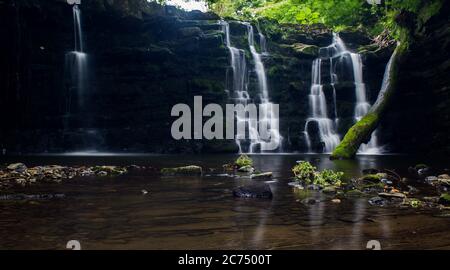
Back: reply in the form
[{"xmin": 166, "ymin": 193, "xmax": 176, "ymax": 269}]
[{"xmin": 330, "ymin": 43, "xmax": 406, "ymax": 159}]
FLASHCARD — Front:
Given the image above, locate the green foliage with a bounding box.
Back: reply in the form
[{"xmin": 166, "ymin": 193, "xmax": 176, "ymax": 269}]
[
  {"xmin": 292, "ymin": 161, "xmax": 343, "ymax": 186},
  {"xmin": 235, "ymin": 154, "xmax": 253, "ymax": 167},
  {"xmin": 292, "ymin": 161, "xmax": 316, "ymax": 183},
  {"xmin": 315, "ymin": 169, "xmax": 343, "ymax": 187},
  {"xmin": 409, "ymin": 199, "xmax": 422, "ymax": 208}
]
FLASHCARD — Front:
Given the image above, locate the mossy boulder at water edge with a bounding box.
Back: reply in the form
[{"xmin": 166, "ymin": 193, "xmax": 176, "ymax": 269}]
[{"xmin": 161, "ymin": 165, "xmax": 203, "ymax": 176}]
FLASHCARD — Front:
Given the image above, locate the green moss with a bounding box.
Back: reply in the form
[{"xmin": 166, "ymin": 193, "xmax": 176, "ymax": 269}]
[
  {"xmin": 235, "ymin": 154, "xmax": 253, "ymax": 168},
  {"xmin": 418, "ymin": 0, "xmax": 443, "ymax": 25},
  {"xmin": 331, "ymin": 113, "xmax": 379, "ymax": 159},
  {"xmin": 409, "ymin": 199, "xmax": 423, "ymax": 208},
  {"xmin": 292, "ymin": 161, "xmax": 344, "ymax": 186},
  {"xmin": 439, "ymin": 193, "xmax": 450, "ymax": 205},
  {"xmin": 292, "ymin": 161, "xmax": 316, "ymax": 184},
  {"xmin": 291, "ymin": 43, "xmax": 319, "ymax": 57}
]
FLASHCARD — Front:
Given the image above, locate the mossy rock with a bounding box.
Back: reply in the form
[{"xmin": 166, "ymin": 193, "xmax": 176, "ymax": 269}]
[
  {"xmin": 92, "ymin": 166, "xmax": 127, "ymax": 176},
  {"xmin": 235, "ymin": 154, "xmax": 253, "ymax": 168},
  {"xmin": 360, "ymin": 173, "xmax": 387, "ymax": 182},
  {"xmin": 161, "ymin": 165, "xmax": 203, "ymax": 176},
  {"xmin": 439, "ymin": 193, "xmax": 450, "ymax": 206},
  {"xmin": 291, "ymin": 43, "xmax": 319, "ymax": 57}
]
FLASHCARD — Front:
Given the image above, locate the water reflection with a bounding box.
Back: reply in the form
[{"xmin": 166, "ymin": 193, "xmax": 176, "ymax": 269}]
[{"xmin": 0, "ymin": 154, "xmax": 448, "ymax": 249}]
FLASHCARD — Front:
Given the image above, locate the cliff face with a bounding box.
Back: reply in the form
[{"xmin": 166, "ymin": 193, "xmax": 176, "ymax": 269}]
[
  {"xmin": 379, "ymin": 1, "xmax": 450, "ymax": 156},
  {"xmin": 0, "ymin": 0, "xmax": 390, "ymax": 153}
]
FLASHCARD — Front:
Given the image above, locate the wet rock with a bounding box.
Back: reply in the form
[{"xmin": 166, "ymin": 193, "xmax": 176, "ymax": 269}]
[
  {"xmin": 407, "ymin": 185, "xmax": 419, "ymax": 195},
  {"xmin": 322, "ymin": 186, "xmax": 337, "ymax": 194},
  {"xmin": 250, "ymin": 172, "xmax": 272, "ymax": 180},
  {"xmin": 307, "ymin": 184, "xmax": 322, "ymax": 191},
  {"xmin": 0, "ymin": 193, "xmax": 65, "ymax": 201},
  {"xmin": 423, "ymin": 196, "xmax": 440, "ymax": 203},
  {"xmin": 288, "ymin": 182, "xmax": 304, "ymax": 190},
  {"xmin": 178, "ymin": 27, "xmax": 203, "ymax": 38},
  {"xmin": 7, "ymin": 163, "xmax": 27, "ymax": 173},
  {"xmin": 161, "ymin": 165, "xmax": 202, "ymax": 176},
  {"xmin": 291, "ymin": 43, "xmax": 319, "ymax": 57},
  {"xmin": 331, "ymin": 198, "xmax": 341, "ymax": 204},
  {"xmin": 222, "ymin": 163, "xmax": 235, "ymax": 171},
  {"xmin": 345, "ymin": 189, "xmax": 365, "ymax": 197},
  {"xmin": 301, "ymin": 198, "xmax": 318, "ymax": 205},
  {"xmin": 233, "ymin": 183, "xmax": 273, "ymax": 199},
  {"xmin": 368, "ymin": 196, "xmax": 389, "ymax": 207},
  {"xmin": 438, "ymin": 174, "xmax": 450, "ymax": 179},
  {"xmin": 238, "ymin": 165, "xmax": 254, "ymax": 173},
  {"xmin": 381, "ymin": 178, "xmax": 393, "ymax": 186},
  {"xmin": 439, "ymin": 194, "xmax": 450, "ymax": 206},
  {"xmin": 92, "ymin": 166, "xmax": 127, "ymax": 176},
  {"xmin": 425, "ymin": 176, "xmax": 439, "ymax": 185},
  {"xmin": 378, "ymin": 192, "xmax": 406, "ymax": 199}
]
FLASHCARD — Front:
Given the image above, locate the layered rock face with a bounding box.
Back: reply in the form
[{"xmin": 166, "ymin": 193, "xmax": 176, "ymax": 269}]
[
  {"xmin": 379, "ymin": 1, "xmax": 450, "ymax": 156},
  {"xmin": 0, "ymin": 0, "xmax": 390, "ymax": 154}
]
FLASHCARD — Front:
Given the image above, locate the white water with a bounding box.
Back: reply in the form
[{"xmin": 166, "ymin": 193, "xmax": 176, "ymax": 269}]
[
  {"xmin": 221, "ymin": 21, "xmax": 282, "ymax": 153},
  {"xmin": 303, "ymin": 34, "xmax": 344, "ymax": 153},
  {"xmin": 304, "ymin": 33, "xmax": 384, "ymax": 154},
  {"xmin": 349, "ymin": 53, "xmax": 382, "ymax": 154},
  {"xmin": 66, "ymin": 5, "xmax": 87, "ymax": 106}
]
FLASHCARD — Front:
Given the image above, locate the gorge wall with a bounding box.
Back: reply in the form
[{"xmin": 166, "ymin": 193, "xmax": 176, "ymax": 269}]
[{"xmin": 0, "ymin": 0, "xmax": 397, "ymax": 154}]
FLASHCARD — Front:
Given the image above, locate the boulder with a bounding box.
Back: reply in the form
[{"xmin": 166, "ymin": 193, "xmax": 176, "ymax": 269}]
[
  {"xmin": 233, "ymin": 183, "xmax": 272, "ymax": 199},
  {"xmin": 161, "ymin": 165, "xmax": 203, "ymax": 176}
]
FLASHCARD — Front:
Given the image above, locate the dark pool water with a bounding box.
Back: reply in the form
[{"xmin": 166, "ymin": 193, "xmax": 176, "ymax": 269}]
[{"xmin": 0, "ymin": 154, "xmax": 449, "ymax": 250}]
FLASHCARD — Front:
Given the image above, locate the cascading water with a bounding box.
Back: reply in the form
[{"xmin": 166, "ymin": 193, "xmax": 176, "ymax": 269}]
[
  {"xmin": 221, "ymin": 21, "xmax": 282, "ymax": 153},
  {"xmin": 245, "ymin": 22, "xmax": 282, "ymax": 152},
  {"xmin": 304, "ymin": 33, "xmax": 383, "ymax": 154},
  {"xmin": 303, "ymin": 34, "xmax": 344, "ymax": 153},
  {"xmin": 349, "ymin": 53, "xmax": 382, "ymax": 154},
  {"xmin": 66, "ymin": 4, "xmax": 87, "ymax": 107}
]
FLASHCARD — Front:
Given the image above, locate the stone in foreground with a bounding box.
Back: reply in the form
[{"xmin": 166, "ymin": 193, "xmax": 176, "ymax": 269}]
[
  {"xmin": 233, "ymin": 183, "xmax": 273, "ymax": 199},
  {"xmin": 161, "ymin": 165, "xmax": 203, "ymax": 176},
  {"xmin": 250, "ymin": 172, "xmax": 272, "ymax": 180}
]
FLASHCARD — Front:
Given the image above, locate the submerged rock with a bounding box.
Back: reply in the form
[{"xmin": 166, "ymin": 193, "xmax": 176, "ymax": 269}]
[
  {"xmin": 378, "ymin": 192, "xmax": 406, "ymax": 199},
  {"xmin": 0, "ymin": 193, "xmax": 65, "ymax": 201},
  {"xmin": 238, "ymin": 165, "xmax": 254, "ymax": 173},
  {"xmin": 233, "ymin": 183, "xmax": 273, "ymax": 199},
  {"xmin": 250, "ymin": 172, "xmax": 272, "ymax": 180},
  {"xmin": 368, "ymin": 196, "xmax": 389, "ymax": 207},
  {"xmin": 161, "ymin": 165, "xmax": 203, "ymax": 176}
]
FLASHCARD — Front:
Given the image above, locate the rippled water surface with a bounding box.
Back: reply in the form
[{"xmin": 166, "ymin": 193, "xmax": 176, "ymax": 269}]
[{"xmin": 0, "ymin": 154, "xmax": 449, "ymax": 250}]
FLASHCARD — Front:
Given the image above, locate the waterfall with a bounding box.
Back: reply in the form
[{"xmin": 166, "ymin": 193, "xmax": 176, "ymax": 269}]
[
  {"xmin": 220, "ymin": 21, "xmax": 282, "ymax": 153},
  {"xmin": 66, "ymin": 4, "xmax": 87, "ymax": 107},
  {"xmin": 303, "ymin": 33, "xmax": 384, "ymax": 154},
  {"xmin": 303, "ymin": 34, "xmax": 343, "ymax": 153},
  {"xmin": 349, "ymin": 53, "xmax": 382, "ymax": 154}
]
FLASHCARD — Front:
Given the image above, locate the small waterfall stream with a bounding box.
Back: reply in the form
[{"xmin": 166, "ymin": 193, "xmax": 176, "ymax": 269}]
[
  {"xmin": 221, "ymin": 21, "xmax": 282, "ymax": 153},
  {"xmin": 349, "ymin": 53, "xmax": 382, "ymax": 154},
  {"xmin": 66, "ymin": 4, "xmax": 87, "ymax": 107}
]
